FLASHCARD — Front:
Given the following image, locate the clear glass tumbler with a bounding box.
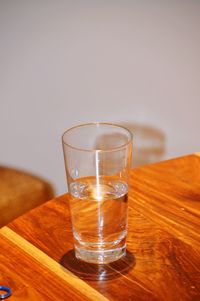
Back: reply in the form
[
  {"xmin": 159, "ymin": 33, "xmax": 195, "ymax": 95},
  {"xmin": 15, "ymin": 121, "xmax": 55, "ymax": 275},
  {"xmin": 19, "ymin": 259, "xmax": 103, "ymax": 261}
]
[{"xmin": 62, "ymin": 123, "xmax": 133, "ymax": 264}]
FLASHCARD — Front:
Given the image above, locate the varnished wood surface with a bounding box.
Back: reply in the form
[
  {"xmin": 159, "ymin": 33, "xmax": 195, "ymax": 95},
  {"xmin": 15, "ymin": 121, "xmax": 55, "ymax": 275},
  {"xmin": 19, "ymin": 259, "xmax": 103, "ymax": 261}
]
[
  {"xmin": 1, "ymin": 154, "xmax": 200, "ymax": 300},
  {"xmin": 0, "ymin": 227, "xmax": 108, "ymax": 301}
]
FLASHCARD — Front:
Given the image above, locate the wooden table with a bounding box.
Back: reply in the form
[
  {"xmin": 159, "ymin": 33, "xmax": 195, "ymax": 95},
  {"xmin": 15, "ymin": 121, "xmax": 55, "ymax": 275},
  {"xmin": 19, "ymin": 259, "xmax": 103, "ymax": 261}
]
[{"xmin": 1, "ymin": 154, "xmax": 200, "ymax": 300}]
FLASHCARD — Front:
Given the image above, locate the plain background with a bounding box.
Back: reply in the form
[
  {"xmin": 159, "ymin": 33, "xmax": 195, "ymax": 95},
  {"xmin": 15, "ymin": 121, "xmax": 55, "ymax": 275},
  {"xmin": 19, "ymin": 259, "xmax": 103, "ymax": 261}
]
[{"xmin": 0, "ymin": 0, "xmax": 200, "ymax": 194}]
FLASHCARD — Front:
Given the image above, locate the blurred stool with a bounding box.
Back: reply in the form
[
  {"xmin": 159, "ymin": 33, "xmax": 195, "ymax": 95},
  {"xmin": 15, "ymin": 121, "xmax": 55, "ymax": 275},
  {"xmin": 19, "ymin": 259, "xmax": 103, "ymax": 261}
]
[{"xmin": 0, "ymin": 166, "xmax": 54, "ymax": 228}]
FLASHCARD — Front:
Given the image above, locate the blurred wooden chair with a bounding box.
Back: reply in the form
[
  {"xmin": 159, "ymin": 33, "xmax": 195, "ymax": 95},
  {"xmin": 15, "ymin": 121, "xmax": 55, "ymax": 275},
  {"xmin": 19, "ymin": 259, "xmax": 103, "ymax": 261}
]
[{"xmin": 0, "ymin": 166, "xmax": 54, "ymax": 228}]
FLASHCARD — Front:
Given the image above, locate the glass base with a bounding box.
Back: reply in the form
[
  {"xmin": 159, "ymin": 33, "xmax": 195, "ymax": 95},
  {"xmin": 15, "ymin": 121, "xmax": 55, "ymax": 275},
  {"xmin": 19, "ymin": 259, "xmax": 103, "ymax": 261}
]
[{"xmin": 74, "ymin": 245, "xmax": 126, "ymax": 264}]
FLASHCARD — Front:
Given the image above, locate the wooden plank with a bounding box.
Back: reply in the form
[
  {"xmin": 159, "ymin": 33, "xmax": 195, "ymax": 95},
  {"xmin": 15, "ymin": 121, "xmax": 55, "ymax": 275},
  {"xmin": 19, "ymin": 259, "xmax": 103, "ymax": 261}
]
[
  {"xmin": 129, "ymin": 154, "xmax": 200, "ymax": 248},
  {"xmin": 0, "ymin": 227, "xmax": 108, "ymax": 301},
  {"xmin": 7, "ymin": 203, "xmax": 156, "ymax": 300},
  {"xmin": 0, "ymin": 233, "xmax": 90, "ymax": 300},
  {"xmin": 8, "ymin": 155, "xmax": 200, "ymax": 300},
  {"xmin": 8, "ymin": 200, "xmax": 200, "ymax": 300}
]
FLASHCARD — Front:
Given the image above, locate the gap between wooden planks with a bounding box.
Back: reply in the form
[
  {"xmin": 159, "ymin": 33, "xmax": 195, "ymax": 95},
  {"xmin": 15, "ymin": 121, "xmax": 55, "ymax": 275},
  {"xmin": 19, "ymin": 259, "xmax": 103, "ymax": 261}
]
[{"xmin": 0, "ymin": 226, "xmax": 109, "ymax": 301}]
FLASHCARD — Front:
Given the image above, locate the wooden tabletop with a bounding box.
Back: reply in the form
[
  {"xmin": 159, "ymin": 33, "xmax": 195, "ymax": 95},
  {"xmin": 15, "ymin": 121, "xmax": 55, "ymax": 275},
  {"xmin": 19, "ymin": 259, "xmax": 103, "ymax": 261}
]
[{"xmin": 1, "ymin": 154, "xmax": 200, "ymax": 300}]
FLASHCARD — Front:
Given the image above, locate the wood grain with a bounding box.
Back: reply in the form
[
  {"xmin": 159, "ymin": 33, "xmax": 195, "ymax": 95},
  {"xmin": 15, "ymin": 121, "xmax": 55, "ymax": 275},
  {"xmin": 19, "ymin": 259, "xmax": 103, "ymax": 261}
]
[
  {"xmin": 0, "ymin": 232, "xmax": 89, "ymax": 300},
  {"xmin": 5, "ymin": 154, "xmax": 200, "ymax": 300},
  {"xmin": 129, "ymin": 155, "xmax": 200, "ymax": 249},
  {"xmin": 0, "ymin": 227, "xmax": 108, "ymax": 301}
]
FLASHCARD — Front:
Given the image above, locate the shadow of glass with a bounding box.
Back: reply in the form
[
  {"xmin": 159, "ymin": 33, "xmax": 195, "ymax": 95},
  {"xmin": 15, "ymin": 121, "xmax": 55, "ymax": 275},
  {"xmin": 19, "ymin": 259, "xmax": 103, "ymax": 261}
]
[
  {"xmin": 60, "ymin": 249, "xmax": 135, "ymax": 281},
  {"xmin": 121, "ymin": 123, "xmax": 165, "ymax": 167}
]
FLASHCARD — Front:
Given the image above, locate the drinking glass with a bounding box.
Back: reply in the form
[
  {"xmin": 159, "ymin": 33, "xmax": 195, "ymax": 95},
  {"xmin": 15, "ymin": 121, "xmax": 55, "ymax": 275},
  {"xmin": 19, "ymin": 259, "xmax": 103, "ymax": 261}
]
[{"xmin": 62, "ymin": 123, "xmax": 133, "ymax": 264}]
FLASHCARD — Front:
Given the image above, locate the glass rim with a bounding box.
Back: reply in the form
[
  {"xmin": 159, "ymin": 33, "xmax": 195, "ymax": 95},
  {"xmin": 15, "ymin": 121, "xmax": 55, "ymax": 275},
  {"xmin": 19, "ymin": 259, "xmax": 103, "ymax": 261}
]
[{"xmin": 62, "ymin": 122, "xmax": 133, "ymax": 152}]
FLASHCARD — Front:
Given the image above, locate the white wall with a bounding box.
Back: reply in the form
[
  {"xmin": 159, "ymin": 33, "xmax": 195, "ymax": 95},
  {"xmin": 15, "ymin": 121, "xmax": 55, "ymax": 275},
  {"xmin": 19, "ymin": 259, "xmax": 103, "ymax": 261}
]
[{"xmin": 0, "ymin": 0, "xmax": 200, "ymax": 195}]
